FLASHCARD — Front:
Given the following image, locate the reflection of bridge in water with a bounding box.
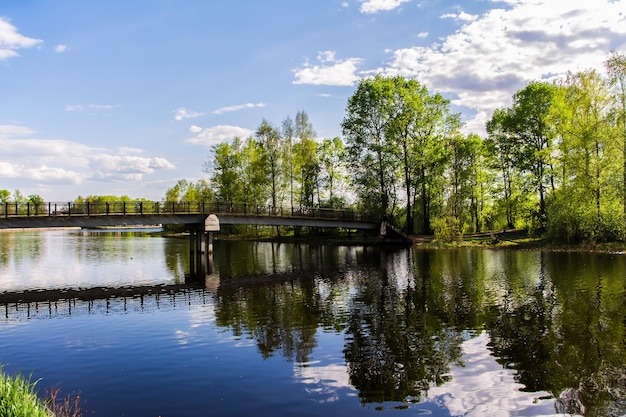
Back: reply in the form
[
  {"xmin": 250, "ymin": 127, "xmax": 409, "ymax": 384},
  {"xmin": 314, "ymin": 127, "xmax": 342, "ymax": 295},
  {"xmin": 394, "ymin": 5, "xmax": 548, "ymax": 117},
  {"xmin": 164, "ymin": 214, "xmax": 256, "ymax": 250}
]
[
  {"xmin": 0, "ymin": 280, "xmax": 219, "ymax": 320},
  {"xmin": 0, "ymin": 269, "xmax": 325, "ymax": 320}
]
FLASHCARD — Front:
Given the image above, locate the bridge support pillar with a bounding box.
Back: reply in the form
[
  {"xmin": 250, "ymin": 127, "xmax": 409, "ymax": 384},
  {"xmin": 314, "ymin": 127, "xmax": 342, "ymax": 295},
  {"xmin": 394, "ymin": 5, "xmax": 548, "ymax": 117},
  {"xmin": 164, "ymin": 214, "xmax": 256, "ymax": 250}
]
[{"xmin": 188, "ymin": 226, "xmax": 211, "ymax": 280}]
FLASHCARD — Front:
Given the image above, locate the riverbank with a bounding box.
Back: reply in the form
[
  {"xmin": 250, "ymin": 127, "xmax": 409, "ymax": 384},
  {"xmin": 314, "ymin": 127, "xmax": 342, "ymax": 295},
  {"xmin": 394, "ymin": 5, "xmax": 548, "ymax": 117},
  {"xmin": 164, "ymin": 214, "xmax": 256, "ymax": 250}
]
[{"xmin": 415, "ymin": 229, "xmax": 626, "ymax": 254}]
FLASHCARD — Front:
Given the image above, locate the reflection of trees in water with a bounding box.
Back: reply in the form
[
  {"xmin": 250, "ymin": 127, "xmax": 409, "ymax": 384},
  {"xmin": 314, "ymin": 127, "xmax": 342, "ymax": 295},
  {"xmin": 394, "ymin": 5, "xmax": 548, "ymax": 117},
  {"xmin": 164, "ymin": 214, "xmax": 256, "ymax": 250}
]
[
  {"xmin": 343, "ymin": 250, "xmax": 476, "ymax": 404},
  {"xmin": 486, "ymin": 251, "xmax": 626, "ymax": 417},
  {"xmin": 206, "ymin": 243, "xmax": 626, "ymax": 412},
  {"xmin": 213, "ymin": 243, "xmax": 371, "ymax": 362}
]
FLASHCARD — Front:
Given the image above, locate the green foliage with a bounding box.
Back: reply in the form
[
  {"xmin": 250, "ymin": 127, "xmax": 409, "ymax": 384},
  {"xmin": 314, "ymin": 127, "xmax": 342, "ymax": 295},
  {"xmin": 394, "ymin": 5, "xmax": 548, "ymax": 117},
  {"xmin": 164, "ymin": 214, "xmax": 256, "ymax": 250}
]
[
  {"xmin": 164, "ymin": 179, "xmax": 214, "ymax": 203},
  {"xmin": 431, "ymin": 215, "xmax": 464, "ymax": 243},
  {"xmin": 0, "ymin": 369, "xmax": 51, "ymax": 417}
]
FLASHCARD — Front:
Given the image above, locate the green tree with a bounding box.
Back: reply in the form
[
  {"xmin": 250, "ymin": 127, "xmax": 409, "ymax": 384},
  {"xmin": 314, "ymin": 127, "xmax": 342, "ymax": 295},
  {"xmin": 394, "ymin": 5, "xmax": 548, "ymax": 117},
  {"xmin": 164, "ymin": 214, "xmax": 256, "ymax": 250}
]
[
  {"xmin": 293, "ymin": 111, "xmax": 319, "ymax": 207},
  {"xmin": 446, "ymin": 133, "xmax": 489, "ymax": 233},
  {"xmin": 256, "ymin": 119, "xmax": 283, "ymax": 211},
  {"xmin": 605, "ymin": 51, "xmax": 626, "ymax": 240},
  {"xmin": 208, "ymin": 137, "xmax": 246, "ymax": 203},
  {"xmin": 0, "ymin": 189, "xmax": 10, "ymax": 203},
  {"xmin": 165, "ymin": 179, "xmax": 214, "ymax": 202},
  {"xmin": 487, "ymin": 82, "xmax": 560, "ymax": 230},
  {"xmin": 486, "ymin": 108, "xmax": 520, "ymax": 229},
  {"xmin": 342, "ymin": 75, "xmax": 399, "ymax": 220},
  {"xmin": 550, "ymin": 70, "xmax": 620, "ymax": 242},
  {"xmin": 281, "ymin": 115, "xmax": 296, "ymax": 210},
  {"xmin": 318, "ymin": 137, "xmax": 347, "ymax": 207}
]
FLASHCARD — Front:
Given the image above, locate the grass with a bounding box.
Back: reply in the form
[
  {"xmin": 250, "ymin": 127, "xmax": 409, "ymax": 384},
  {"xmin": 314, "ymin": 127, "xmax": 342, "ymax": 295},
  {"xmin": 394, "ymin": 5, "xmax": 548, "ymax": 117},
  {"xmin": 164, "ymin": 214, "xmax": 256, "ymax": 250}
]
[
  {"xmin": 0, "ymin": 368, "xmax": 82, "ymax": 417},
  {"xmin": 0, "ymin": 370, "xmax": 51, "ymax": 417}
]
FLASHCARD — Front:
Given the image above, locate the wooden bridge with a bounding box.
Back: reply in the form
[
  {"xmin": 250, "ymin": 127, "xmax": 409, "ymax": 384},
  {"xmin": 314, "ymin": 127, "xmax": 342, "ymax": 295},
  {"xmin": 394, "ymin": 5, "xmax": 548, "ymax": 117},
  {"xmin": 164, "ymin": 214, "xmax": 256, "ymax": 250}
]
[{"xmin": 0, "ymin": 201, "xmax": 380, "ymax": 231}]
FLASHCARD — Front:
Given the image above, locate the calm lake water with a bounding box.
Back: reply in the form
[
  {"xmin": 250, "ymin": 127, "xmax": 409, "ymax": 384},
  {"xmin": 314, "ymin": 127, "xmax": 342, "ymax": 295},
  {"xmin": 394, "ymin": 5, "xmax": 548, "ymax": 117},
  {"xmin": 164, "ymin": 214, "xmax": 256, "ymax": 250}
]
[{"xmin": 1, "ymin": 229, "xmax": 625, "ymax": 416}]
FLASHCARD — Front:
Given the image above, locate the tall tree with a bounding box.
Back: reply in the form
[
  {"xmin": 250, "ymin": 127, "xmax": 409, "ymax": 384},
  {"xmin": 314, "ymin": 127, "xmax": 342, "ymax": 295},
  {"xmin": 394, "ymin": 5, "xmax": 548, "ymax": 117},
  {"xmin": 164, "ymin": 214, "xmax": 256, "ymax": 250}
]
[
  {"xmin": 318, "ymin": 137, "xmax": 347, "ymax": 207},
  {"xmin": 293, "ymin": 111, "xmax": 319, "ymax": 207},
  {"xmin": 281, "ymin": 116, "xmax": 296, "ymax": 210},
  {"xmin": 486, "ymin": 108, "xmax": 520, "ymax": 229},
  {"xmin": 605, "ymin": 51, "xmax": 626, "ymax": 240},
  {"xmin": 551, "ymin": 70, "xmax": 619, "ymax": 241},
  {"xmin": 256, "ymin": 119, "xmax": 283, "ymax": 212},
  {"xmin": 207, "ymin": 138, "xmax": 245, "ymax": 203},
  {"xmin": 342, "ymin": 75, "xmax": 399, "ymax": 220},
  {"xmin": 489, "ymin": 82, "xmax": 559, "ymax": 230}
]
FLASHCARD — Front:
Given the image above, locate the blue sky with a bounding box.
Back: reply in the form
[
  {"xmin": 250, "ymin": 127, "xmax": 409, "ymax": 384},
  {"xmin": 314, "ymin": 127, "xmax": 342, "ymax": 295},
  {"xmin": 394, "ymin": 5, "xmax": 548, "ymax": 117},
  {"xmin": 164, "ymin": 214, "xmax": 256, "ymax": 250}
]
[{"xmin": 1, "ymin": 0, "xmax": 626, "ymax": 201}]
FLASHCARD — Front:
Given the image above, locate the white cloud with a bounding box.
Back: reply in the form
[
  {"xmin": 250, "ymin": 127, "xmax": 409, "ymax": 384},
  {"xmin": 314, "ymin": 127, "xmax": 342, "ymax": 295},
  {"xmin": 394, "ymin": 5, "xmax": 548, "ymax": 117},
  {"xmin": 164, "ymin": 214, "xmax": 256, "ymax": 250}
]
[
  {"xmin": 54, "ymin": 44, "xmax": 68, "ymax": 53},
  {"xmin": 0, "ymin": 125, "xmax": 175, "ymax": 185},
  {"xmin": 359, "ymin": 0, "xmax": 411, "ymax": 14},
  {"xmin": 189, "ymin": 125, "xmax": 202, "ymax": 134},
  {"xmin": 65, "ymin": 104, "xmax": 121, "ymax": 113},
  {"xmin": 212, "ymin": 102, "xmax": 266, "ymax": 115},
  {"xmin": 173, "ymin": 107, "xmax": 205, "ymax": 121},
  {"xmin": 293, "ymin": 51, "xmax": 362, "ymax": 86},
  {"xmin": 441, "ymin": 10, "xmax": 478, "ymax": 22},
  {"xmin": 0, "ymin": 124, "xmax": 36, "ymax": 137},
  {"xmin": 186, "ymin": 125, "xmax": 254, "ymax": 147},
  {"xmin": 377, "ymin": 0, "xmax": 626, "ymax": 134},
  {"xmin": 0, "ymin": 17, "xmax": 42, "ymax": 61}
]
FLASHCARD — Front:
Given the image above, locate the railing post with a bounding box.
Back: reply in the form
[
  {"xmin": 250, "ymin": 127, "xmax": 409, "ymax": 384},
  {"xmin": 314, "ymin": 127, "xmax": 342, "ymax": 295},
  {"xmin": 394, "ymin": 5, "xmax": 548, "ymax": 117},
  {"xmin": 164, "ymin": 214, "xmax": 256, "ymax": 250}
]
[
  {"xmin": 68, "ymin": 202, "xmax": 71, "ymax": 216},
  {"xmin": 106, "ymin": 202, "xmax": 110, "ymax": 215},
  {"xmin": 4, "ymin": 202, "xmax": 7, "ymax": 218},
  {"xmin": 87, "ymin": 202, "xmax": 90, "ymax": 216},
  {"xmin": 48, "ymin": 202, "xmax": 51, "ymax": 217},
  {"xmin": 123, "ymin": 202, "xmax": 126, "ymax": 215},
  {"xmin": 139, "ymin": 201, "xmax": 143, "ymax": 215}
]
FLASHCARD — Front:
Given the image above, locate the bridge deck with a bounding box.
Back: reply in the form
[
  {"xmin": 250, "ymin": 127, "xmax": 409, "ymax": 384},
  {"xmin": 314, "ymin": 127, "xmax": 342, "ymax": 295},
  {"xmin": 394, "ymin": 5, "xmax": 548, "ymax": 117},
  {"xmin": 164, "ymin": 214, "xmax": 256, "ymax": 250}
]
[{"xmin": 0, "ymin": 201, "xmax": 380, "ymax": 230}]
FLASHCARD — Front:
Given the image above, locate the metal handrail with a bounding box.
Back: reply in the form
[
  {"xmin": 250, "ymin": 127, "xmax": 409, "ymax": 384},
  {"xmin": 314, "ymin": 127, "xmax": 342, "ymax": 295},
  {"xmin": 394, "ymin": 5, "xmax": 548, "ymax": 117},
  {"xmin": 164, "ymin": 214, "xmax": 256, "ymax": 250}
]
[{"xmin": 0, "ymin": 201, "xmax": 372, "ymax": 222}]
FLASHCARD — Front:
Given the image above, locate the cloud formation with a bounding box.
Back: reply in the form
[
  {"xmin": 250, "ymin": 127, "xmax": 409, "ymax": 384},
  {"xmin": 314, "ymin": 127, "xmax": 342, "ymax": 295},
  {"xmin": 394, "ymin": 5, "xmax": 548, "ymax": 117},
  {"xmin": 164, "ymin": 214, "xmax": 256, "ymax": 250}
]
[
  {"xmin": 293, "ymin": 51, "xmax": 362, "ymax": 86},
  {"xmin": 186, "ymin": 125, "xmax": 254, "ymax": 147},
  {"xmin": 212, "ymin": 102, "xmax": 266, "ymax": 115},
  {"xmin": 359, "ymin": 0, "xmax": 411, "ymax": 14},
  {"xmin": 0, "ymin": 17, "xmax": 42, "ymax": 60},
  {"xmin": 173, "ymin": 107, "xmax": 205, "ymax": 121},
  {"xmin": 0, "ymin": 125, "xmax": 175, "ymax": 185},
  {"xmin": 296, "ymin": 0, "xmax": 626, "ymax": 134}
]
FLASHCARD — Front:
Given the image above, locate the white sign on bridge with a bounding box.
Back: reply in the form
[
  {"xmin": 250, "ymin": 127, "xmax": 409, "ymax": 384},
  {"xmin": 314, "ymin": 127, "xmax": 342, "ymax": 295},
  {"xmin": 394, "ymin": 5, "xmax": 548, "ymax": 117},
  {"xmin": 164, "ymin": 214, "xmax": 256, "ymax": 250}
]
[{"xmin": 205, "ymin": 214, "xmax": 220, "ymax": 232}]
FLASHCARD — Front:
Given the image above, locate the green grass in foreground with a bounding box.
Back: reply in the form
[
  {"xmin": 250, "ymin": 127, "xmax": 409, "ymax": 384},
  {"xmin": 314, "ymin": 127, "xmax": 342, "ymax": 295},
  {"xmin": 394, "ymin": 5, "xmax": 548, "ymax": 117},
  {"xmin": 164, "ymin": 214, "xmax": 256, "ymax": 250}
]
[{"xmin": 0, "ymin": 370, "xmax": 51, "ymax": 417}]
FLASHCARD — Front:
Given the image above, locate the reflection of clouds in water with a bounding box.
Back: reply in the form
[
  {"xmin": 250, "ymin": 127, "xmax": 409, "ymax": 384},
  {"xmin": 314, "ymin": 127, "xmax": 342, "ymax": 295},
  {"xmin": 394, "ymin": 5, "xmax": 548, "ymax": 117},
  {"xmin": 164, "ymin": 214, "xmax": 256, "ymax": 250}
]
[
  {"xmin": 427, "ymin": 332, "xmax": 573, "ymax": 417},
  {"xmin": 294, "ymin": 361, "xmax": 357, "ymax": 403}
]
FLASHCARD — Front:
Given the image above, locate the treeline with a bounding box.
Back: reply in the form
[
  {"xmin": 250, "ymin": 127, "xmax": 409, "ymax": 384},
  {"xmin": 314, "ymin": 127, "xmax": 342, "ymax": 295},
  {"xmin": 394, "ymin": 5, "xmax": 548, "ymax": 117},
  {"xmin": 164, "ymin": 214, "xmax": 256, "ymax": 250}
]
[
  {"xmin": 187, "ymin": 51, "xmax": 626, "ymax": 243},
  {"xmin": 4, "ymin": 52, "xmax": 625, "ymax": 243}
]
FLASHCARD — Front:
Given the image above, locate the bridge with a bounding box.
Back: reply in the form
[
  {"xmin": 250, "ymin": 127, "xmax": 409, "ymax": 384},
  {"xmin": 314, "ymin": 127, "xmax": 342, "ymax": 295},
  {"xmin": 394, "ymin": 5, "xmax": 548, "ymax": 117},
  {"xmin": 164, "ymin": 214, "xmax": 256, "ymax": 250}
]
[
  {"xmin": 0, "ymin": 201, "xmax": 408, "ymax": 276},
  {"xmin": 0, "ymin": 201, "xmax": 379, "ymax": 230}
]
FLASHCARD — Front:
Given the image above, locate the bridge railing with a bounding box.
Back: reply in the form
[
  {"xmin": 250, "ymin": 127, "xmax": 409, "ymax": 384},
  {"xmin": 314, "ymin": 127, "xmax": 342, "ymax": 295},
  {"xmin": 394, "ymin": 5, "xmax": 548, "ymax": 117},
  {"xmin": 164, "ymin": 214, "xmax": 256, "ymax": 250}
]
[{"xmin": 0, "ymin": 201, "xmax": 374, "ymax": 222}]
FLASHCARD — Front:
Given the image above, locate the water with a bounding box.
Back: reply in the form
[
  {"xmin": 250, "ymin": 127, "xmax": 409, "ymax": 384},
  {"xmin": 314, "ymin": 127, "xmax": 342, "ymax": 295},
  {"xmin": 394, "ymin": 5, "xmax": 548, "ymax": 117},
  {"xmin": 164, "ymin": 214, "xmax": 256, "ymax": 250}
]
[{"xmin": 1, "ymin": 229, "xmax": 625, "ymax": 416}]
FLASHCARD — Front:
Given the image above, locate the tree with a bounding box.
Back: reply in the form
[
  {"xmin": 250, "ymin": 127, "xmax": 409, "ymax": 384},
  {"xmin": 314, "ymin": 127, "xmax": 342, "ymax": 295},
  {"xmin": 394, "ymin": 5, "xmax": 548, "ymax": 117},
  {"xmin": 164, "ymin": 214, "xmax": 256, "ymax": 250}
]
[
  {"xmin": 281, "ymin": 116, "xmax": 296, "ymax": 210},
  {"xmin": 165, "ymin": 179, "xmax": 214, "ymax": 202},
  {"xmin": 208, "ymin": 137, "xmax": 246, "ymax": 203},
  {"xmin": 550, "ymin": 70, "xmax": 620, "ymax": 241},
  {"xmin": 0, "ymin": 189, "xmax": 10, "ymax": 203},
  {"xmin": 292, "ymin": 111, "xmax": 319, "ymax": 207},
  {"xmin": 256, "ymin": 119, "xmax": 283, "ymax": 211},
  {"xmin": 446, "ymin": 133, "xmax": 488, "ymax": 233},
  {"xmin": 342, "ymin": 75, "xmax": 400, "ymax": 220},
  {"xmin": 486, "ymin": 108, "xmax": 519, "ymax": 229},
  {"xmin": 487, "ymin": 82, "xmax": 560, "ymax": 230},
  {"xmin": 318, "ymin": 137, "xmax": 347, "ymax": 207},
  {"xmin": 605, "ymin": 51, "xmax": 626, "ymax": 240}
]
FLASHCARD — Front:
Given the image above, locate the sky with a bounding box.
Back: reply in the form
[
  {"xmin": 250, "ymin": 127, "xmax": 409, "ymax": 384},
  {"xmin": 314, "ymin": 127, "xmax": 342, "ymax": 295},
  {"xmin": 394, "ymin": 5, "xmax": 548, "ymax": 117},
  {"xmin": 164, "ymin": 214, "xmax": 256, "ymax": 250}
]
[{"xmin": 1, "ymin": 0, "xmax": 626, "ymax": 202}]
